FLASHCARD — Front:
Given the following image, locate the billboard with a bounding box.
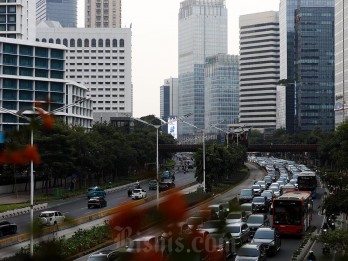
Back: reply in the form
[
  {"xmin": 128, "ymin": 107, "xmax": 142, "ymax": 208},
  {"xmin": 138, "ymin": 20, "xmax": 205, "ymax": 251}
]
[{"xmin": 167, "ymin": 117, "xmax": 177, "ymax": 139}]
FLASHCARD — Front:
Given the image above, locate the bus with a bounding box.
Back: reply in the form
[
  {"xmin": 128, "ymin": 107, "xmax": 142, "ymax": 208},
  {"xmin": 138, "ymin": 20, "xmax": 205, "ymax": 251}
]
[
  {"xmin": 297, "ymin": 171, "xmax": 317, "ymax": 198},
  {"xmin": 272, "ymin": 191, "xmax": 313, "ymax": 236}
]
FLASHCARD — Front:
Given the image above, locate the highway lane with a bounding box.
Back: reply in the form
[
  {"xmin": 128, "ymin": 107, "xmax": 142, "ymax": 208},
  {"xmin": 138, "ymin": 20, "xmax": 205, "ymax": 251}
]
[
  {"xmin": 75, "ymin": 163, "xmax": 325, "ymax": 261},
  {"xmin": 0, "ymin": 169, "xmax": 196, "ymax": 238}
]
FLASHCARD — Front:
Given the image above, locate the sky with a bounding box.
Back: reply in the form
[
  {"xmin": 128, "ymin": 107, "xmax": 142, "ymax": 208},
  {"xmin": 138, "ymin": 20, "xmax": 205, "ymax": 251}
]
[{"xmin": 77, "ymin": 0, "xmax": 279, "ymax": 118}]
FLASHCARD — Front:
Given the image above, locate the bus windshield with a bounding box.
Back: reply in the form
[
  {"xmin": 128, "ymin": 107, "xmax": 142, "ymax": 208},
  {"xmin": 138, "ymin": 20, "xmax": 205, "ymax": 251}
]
[{"xmin": 273, "ymin": 200, "xmax": 302, "ymax": 225}]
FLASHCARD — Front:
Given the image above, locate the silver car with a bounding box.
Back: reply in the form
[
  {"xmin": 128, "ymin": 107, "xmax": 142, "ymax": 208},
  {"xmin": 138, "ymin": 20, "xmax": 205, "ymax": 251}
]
[{"xmin": 224, "ymin": 222, "xmax": 250, "ymax": 247}]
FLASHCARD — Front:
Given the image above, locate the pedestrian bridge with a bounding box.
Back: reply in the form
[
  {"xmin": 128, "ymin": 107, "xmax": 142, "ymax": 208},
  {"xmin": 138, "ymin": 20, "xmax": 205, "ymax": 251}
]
[{"xmin": 158, "ymin": 144, "xmax": 320, "ymax": 153}]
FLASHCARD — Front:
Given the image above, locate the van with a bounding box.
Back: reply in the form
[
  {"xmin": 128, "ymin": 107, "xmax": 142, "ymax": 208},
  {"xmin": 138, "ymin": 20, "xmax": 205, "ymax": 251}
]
[{"xmin": 87, "ymin": 186, "xmax": 106, "ymax": 199}]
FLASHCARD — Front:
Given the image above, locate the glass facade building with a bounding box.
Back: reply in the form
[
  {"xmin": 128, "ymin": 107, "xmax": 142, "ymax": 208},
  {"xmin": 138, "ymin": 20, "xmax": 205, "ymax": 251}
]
[
  {"xmin": 178, "ymin": 0, "xmax": 227, "ymax": 136},
  {"xmin": 36, "ymin": 0, "xmax": 77, "ymax": 28},
  {"xmin": 204, "ymin": 54, "xmax": 239, "ymax": 132},
  {"xmin": 335, "ymin": 0, "xmax": 348, "ymax": 126},
  {"xmin": 294, "ymin": 2, "xmax": 335, "ymax": 132}
]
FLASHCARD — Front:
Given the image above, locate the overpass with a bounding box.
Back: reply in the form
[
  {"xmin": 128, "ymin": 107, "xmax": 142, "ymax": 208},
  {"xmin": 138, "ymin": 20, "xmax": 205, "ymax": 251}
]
[{"xmin": 158, "ymin": 144, "xmax": 320, "ymax": 153}]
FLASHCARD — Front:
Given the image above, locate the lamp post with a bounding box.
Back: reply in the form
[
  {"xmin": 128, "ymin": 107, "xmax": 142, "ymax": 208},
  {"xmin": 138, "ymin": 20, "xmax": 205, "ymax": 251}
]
[{"xmin": 0, "ymin": 97, "xmax": 89, "ymax": 256}]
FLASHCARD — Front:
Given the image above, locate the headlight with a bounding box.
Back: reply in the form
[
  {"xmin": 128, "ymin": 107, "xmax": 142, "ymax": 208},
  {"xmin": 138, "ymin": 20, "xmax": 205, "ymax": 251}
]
[{"xmin": 269, "ymin": 241, "xmax": 275, "ymax": 246}]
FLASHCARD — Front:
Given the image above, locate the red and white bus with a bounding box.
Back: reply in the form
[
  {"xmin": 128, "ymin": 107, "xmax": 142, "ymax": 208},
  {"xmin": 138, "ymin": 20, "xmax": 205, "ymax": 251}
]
[{"xmin": 272, "ymin": 191, "xmax": 313, "ymax": 236}]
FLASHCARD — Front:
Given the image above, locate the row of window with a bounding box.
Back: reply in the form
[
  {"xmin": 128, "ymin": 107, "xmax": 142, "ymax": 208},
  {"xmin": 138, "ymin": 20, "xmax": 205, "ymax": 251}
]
[
  {"xmin": 2, "ymin": 43, "xmax": 64, "ymax": 59},
  {"xmin": 69, "ymin": 69, "xmax": 123, "ymax": 73},
  {"xmin": 3, "ymin": 66, "xmax": 64, "ymax": 79},
  {"xmin": 38, "ymin": 38, "xmax": 125, "ymax": 48},
  {"xmin": 66, "ymin": 63, "xmax": 124, "ymax": 66},
  {"xmin": 93, "ymin": 107, "xmax": 125, "ymax": 111},
  {"xmin": 90, "ymin": 88, "xmax": 125, "ymax": 91},
  {"xmin": 67, "ymin": 56, "xmax": 124, "ymax": 60},
  {"xmin": 2, "ymin": 78, "xmax": 64, "ymax": 92}
]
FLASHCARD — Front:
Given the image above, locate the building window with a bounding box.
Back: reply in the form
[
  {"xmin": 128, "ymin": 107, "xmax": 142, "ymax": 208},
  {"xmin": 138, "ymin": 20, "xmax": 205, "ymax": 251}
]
[
  {"xmin": 63, "ymin": 39, "xmax": 68, "ymax": 47},
  {"xmin": 49, "ymin": 38, "xmax": 54, "ymax": 43},
  {"xmin": 98, "ymin": 39, "xmax": 103, "ymax": 47},
  {"xmin": 120, "ymin": 39, "xmax": 124, "ymax": 47},
  {"xmin": 77, "ymin": 38, "xmax": 82, "ymax": 47},
  {"xmin": 70, "ymin": 39, "xmax": 75, "ymax": 47},
  {"xmin": 91, "ymin": 39, "xmax": 96, "ymax": 47},
  {"xmin": 84, "ymin": 39, "xmax": 89, "ymax": 47},
  {"xmin": 105, "ymin": 39, "xmax": 110, "ymax": 47},
  {"xmin": 112, "ymin": 39, "xmax": 117, "ymax": 47},
  {"xmin": 56, "ymin": 39, "xmax": 61, "ymax": 44}
]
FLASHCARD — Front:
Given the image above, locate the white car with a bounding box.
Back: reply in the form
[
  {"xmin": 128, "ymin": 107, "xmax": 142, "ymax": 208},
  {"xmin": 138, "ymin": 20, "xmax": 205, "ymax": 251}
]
[
  {"xmin": 131, "ymin": 188, "xmax": 147, "ymax": 200},
  {"xmin": 39, "ymin": 211, "xmax": 65, "ymax": 226}
]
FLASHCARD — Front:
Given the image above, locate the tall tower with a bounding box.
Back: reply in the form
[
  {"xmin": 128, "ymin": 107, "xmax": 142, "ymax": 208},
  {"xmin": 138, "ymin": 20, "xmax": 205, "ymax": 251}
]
[
  {"xmin": 36, "ymin": 0, "xmax": 77, "ymax": 28},
  {"xmin": 294, "ymin": 0, "xmax": 335, "ymax": 132},
  {"xmin": 239, "ymin": 11, "xmax": 280, "ymax": 133},
  {"xmin": 0, "ymin": 0, "xmax": 36, "ymax": 41},
  {"xmin": 85, "ymin": 0, "xmax": 122, "ymax": 28},
  {"xmin": 335, "ymin": 0, "xmax": 348, "ymax": 126},
  {"xmin": 178, "ymin": 0, "xmax": 227, "ymax": 136},
  {"xmin": 160, "ymin": 77, "xmax": 178, "ymax": 133}
]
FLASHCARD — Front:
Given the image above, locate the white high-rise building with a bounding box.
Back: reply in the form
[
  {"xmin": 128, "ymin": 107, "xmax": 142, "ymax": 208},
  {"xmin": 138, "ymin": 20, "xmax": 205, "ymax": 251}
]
[
  {"xmin": 85, "ymin": 0, "xmax": 121, "ymax": 28},
  {"xmin": 239, "ymin": 11, "xmax": 280, "ymax": 133},
  {"xmin": 36, "ymin": 22, "xmax": 132, "ymax": 122},
  {"xmin": 335, "ymin": 0, "xmax": 348, "ymax": 126},
  {"xmin": 0, "ymin": 0, "xmax": 36, "ymax": 41},
  {"xmin": 178, "ymin": 0, "xmax": 228, "ymax": 136}
]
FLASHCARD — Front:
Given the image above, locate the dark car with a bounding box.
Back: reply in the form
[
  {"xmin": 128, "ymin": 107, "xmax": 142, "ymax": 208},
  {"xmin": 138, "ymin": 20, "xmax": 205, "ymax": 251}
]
[
  {"xmin": 159, "ymin": 181, "xmax": 175, "ymax": 192},
  {"xmin": 87, "ymin": 197, "xmax": 107, "ymax": 209},
  {"xmin": 203, "ymin": 232, "xmax": 236, "ymax": 260},
  {"xmin": 235, "ymin": 243, "xmax": 267, "ymax": 261},
  {"xmin": 251, "ymin": 196, "xmax": 269, "ymax": 213},
  {"xmin": 87, "ymin": 186, "xmax": 106, "ymax": 199},
  {"xmin": 239, "ymin": 188, "xmax": 254, "ymax": 204},
  {"xmin": 0, "ymin": 220, "xmax": 17, "ymax": 237},
  {"xmin": 148, "ymin": 180, "xmax": 157, "ymax": 190},
  {"xmin": 87, "ymin": 249, "xmax": 121, "ymax": 260},
  {"xmin": 251, "ymin": 227, "xmax": 281, "ymax": 256},
  {"xmin": 246, "ymin": 214, "xmax": 270, "ymax": 237},
  {"xmin": 200, "ymin": 220, "xmax": 225, "ymax": 234}
]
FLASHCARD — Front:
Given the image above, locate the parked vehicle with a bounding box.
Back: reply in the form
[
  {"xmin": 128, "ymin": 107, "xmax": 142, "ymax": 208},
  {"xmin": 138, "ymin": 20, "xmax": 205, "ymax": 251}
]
[
  {"xmin": 39, "ymin": 211, "xmax": 65, "ymax": 226},
  {"xmin": 87, "ymin": 197, "xmax": 107, "ymax": 208},
  {"xmin": 251, "ymin": 227, "xmax": 281, "ymax": 256},
  {"xmin": 0, "ymin": 220, "xmax": 17, "ymax": 236},
  {"xmin": 131, "ymin": 188, "xmax": 147, "ymax": 200},
  {"xmin": 235, "ymin": 243, "xmax": 267, "ymax": 261},
  {"xmin": 87, "ymin": 186, "xmax": 106, "ymax": 199}
]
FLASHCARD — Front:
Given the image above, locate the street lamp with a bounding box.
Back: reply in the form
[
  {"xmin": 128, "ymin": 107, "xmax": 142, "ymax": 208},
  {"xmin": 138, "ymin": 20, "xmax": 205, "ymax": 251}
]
[{"xmin": 0, "ymin": 97, "xmax": 89, "ymax": 256}]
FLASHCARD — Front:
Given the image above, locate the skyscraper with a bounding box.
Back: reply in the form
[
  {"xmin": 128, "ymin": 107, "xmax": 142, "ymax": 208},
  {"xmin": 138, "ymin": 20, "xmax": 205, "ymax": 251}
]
[
  {"xmin": 36, "ymin": 0, "xmax": 77, "ymax": 28},
  {"xmin": 239, "ymin": 11, "xmax": 280, "ymax": 132},
  {"xmin": 294, "ymin": 0, "xmax": 335, "ymax": 132},
  {"xmin": 204, "ymin": 54, "xmax": 239, "ymax": 132},
  {"xmin": 85, "ymin": 0, "xmax": 122, "ymax": 28},
  {"xmin": 335, "ymin": 0, "xmax": 348, "ymax": 126},
  {"xmin": 178, "ymin": 0, "xmax": 227, "ymax": 136},
  {"xmin": 160, "ymin": 77, "xmax": 178, "ymax": 133},
  {"xmin": 0, "ymin": 0, "xmax": 36, "ymax": 41}
]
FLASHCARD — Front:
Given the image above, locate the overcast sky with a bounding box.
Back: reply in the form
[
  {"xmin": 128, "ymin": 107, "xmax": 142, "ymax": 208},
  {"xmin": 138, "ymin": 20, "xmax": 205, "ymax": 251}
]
[{"xmin": 77, "ymin": 0, "xmax": 279, "ymax": 118}]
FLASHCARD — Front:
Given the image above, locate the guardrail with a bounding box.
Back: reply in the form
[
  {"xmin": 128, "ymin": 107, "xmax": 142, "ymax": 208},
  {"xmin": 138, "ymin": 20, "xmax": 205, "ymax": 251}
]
[
  {"xmin": 0, "ymin": 203, "xmax": 48, "ymax": 220},
  {"xmin": 0, "ymin": 181, "xmax": 198, "ymax": 249}
]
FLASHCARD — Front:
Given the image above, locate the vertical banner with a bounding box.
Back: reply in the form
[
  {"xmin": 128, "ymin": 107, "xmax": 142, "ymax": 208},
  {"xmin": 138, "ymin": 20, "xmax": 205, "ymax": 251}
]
[{"xmin": 167, "ymin": 117, "xmax": 177, "ymax": 139}]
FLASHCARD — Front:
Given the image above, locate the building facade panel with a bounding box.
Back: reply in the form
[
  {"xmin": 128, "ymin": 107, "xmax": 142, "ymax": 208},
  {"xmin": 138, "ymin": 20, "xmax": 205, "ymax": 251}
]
[{"xmin": 85, "ymin": 0, "xmax": 121, "ymax": 28}]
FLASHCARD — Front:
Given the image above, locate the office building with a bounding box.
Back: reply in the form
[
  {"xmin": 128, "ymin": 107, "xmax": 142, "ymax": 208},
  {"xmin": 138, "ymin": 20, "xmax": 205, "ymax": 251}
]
[
  {"xmin": 85, "ymin": 0, "xmax": 122, "ymax": 28},
  {"xmin": 36, "ymin": 0, "xmax": 77, "ymax": 28},
  {"xmin": 160, "ymin": 77, "xmax": 178, "ymax": 122},
  {"xmin": 204, "ymin": 54, "xmax": 239, "ymax": 133},
  {"xmin": 335, "ymin": 0, "xmax": 348, "ymax": 126},
  {"xmin": 0, "ymin": 0, "xmax": 36, "ymax": 41},
  {"xmin": 36, "ymin": 22, "xmax": 132, "ymax": 122},
  {"xmin": 178, "ymin": 0, "xmax": 227, "ymax": 136},
  {"xmin": 294, "ymin": 0, "xmax": 335, "ymax": 132},
  {"xmin": 0, "ymin": 38, "xmax": 93, "ymax": 131},
  {"xmin": 239, "ymin": 11, "xmax": 280, "ymax": 132}
]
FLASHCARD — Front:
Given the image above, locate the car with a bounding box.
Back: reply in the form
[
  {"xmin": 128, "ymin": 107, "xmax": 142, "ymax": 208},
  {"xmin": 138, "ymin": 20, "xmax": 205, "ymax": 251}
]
[
  {"xmin": 87, "ymin": 186, "xmax": 106, "ymax": 199},
  {"xmin": 255, "ymin": 180, "xmax": 266, "ymax": 191},
  {"xmin": 224, "ymin": 222, "xmax": 250, "ymax": 247},
  {"xmin": 235, "ymin": 243, "xmax": 267, "ymax": 261},
  {"xmin": 122, "ymin": 235, "xmax": 167, "ymax": 259},
  {"xmin": 148, "ymin": 180, "xmax": 157, "ymax": 190},
  {"xmin": 282, "ymin": 183, "xmax": 297, "ymax": 194},
  {"xmin": 200, "ymin": 220, "xmax": 225, "ymax": 234},
  {"xmin": 127, "ymin": 183, "xmax": 141, "ymax": 197},
  {"xmin": 276, "ymin": 180, "xmax": 286, "ymax": 189},
  {"xmin": 87, "ymin": 249, "xmax": 121, "ymax": 260},
  {"xmin": 203, "ymin": 232, "xmax": 236, "ymax": 260},
  {"xmin": 186, "ymin": 216, "xmax": 204, "ymax": 230},
  {"xmin": 39, "ymin": 211, "xmax": 65, "ymax": 226},
  {"xmin": 238, "ymin": 188, "xmax": 254, "ymax": 204},
  {"xmin": 251, "ymin": 227, "xmax": 281, "ymax": 256},
  {"xmin": 131, "ymin": 188, "xmax": 147, "ymax": 199},
  {"xmin": 225, "ymin": 211, "xmax": 246, "ymax": 224},
  {"xmin": 192, "ymin": 209, "xmax": 218, "ymax": 222},
  {"xmin": 87, "ymin": 196, "xmax": 107, "ymax": 208},
  {"xmin": 159, "ymin": 181, "xmax": 175, "ymax": 192},
  {"xmin": 240, "ymin": 203, "xmax": 253, "ymax": 217},
  {"xmin": 251, "ymin": 184, "xmax": 262, "ymax": 196},
  {"xmin": 246, "ymin": 214, "xmax": 270, "ymax": 237},
  {"xmin": 207, "ymin": 204, "xmax": 226, "ymax": 219},
  {"xmin": 251, "ymin": 196, "xmax": 269, "ymax": 213},
  {"xmin": 269, "ymin": 185, "xmax": 281, "ymax": 197},
  {"xmin": 0, "ymin": 220, "xmax": 17, "ymax": 237},
  {"xmin": 161, "ymin": 170, "xmax": 173, "ymax": 180}
]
